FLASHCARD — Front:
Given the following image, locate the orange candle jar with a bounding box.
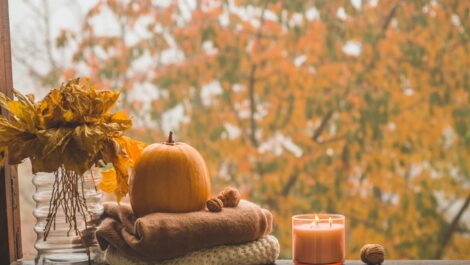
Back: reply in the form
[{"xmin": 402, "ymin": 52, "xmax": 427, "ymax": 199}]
[{"xmin": 292, "ymin": 214, "xmax": 345, "ymax": 265}]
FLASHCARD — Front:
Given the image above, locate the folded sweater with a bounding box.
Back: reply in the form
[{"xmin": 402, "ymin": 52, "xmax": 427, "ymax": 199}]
[
  {"xmin": 96, "ymin": 200, "xmax": 273, "ymax": 262},
  {"xmin": 105, "ymin": 236, "xmax": 280, "ymax": 265}
]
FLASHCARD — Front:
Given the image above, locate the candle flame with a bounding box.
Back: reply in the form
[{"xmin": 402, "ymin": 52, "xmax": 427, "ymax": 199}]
[
  {"xmin": 311, "ymin": 215, "xmax": 320, "ymax": 227},
  {"xmin": 329, "ymin": 217, "xmax": 332, "ymax": 227}
]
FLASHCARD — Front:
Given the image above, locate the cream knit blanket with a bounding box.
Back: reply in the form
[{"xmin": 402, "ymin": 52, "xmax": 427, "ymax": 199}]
[{"xmin": 105, "ymin": 236, "xmax": 280, "ymax": 265}]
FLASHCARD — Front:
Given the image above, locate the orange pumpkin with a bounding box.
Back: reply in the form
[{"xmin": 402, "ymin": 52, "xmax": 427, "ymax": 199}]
[{"xmin": 130, "ymin": 132, "xmax": 211, "ymax": 216}]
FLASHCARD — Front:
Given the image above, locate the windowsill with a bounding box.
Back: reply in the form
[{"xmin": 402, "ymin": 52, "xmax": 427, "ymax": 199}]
[{"xmin": 11, "ymin": 260, "xmax": 470, "ymax": 265}]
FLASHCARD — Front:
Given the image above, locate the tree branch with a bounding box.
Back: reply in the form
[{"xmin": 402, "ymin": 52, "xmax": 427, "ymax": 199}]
[
  {"xmin": 435, "ymin": 194, "xmax": 470, "ymax": 259},
  {"xmin": 13, "ymin": 55, "xmax": 46, "ymax": 81},
  {"xmin": 42, "ymin": 0, "xmax": 58, "ymax": 70},
  {"xmin": 341, "ymin": 143, "xmax": 349, "ymax": 169},
  {"xmin": 312, "ymin": 110, "xmax": 334, "ymax": 142},
  {"xmin": 280, "ymin": 109, "xmax": 335, "ymax": 197},
  {"xmin": 247, "ymin": 0, "xmax": 269, "ymax": 148},
  {"xmin": 279, "ymin": 173, "xmax": 298, "ymax": 197},
  {"xmin": 367, "ymin": 2, "xmax": 400, "ymax": 69},
  {"xmin": 247, "ymin": 64, "xmax": 258, "ymax": 147},
  {"xmin": 381, "ymin": 2, "xmax": 399, "ymax": 35}
]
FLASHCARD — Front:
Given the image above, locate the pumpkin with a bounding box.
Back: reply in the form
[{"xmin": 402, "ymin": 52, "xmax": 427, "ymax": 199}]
[{"xmin": 129, "ymin": 132, "xmax": 211, "ymax": 216}]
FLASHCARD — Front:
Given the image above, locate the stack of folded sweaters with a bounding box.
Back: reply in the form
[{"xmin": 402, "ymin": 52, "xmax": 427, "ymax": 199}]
[{"xmin": 96, "ymin": 200, "xmax": 280, "ymax": 265}]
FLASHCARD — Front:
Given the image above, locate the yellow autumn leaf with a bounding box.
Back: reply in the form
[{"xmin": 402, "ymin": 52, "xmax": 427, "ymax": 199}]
[
  {"xmin": 63, "ymin": 111, "xmax": 74, "ymax": 122},
  {"xmin": 99, "ymin": 168, "xmax": 118, "ymax": 193},
  {"xmin": 111, "ymin": 154, "xmax": 131, "ymax": 202},
  {"xmin": 7, "ymin": 101, "xmax": 36, "ymax": 132},
  {"xmin": 115, "ymin": 135, "xmax": 148, "ymax": 164},
  {"xmin": 111, "ymin": 111, "xmax": 130, "ymax": 122},
  {"xmin": 0, "ymin": 78, "xmax": 144, "ymax": 195},
  {"xmin": 96, "ymin": 136, "xmax": 147, "ymax": 200}
]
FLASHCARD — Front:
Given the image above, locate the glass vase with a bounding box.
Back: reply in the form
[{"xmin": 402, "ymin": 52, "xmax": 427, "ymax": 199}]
[{"xmin": 33, "ymin": 168, "xmax": 105, "ymax": 265}]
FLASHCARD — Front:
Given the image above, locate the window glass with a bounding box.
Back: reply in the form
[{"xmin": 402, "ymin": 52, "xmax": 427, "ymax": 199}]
[{"xmin": 10, "ymin": 0, "xmax": 470, "ymax": 260}]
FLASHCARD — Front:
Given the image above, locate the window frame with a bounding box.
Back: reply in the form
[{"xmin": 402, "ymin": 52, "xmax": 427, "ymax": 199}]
[{"xmin": 0, "ymin": 0, "xmax": 23, "ymax": 263}]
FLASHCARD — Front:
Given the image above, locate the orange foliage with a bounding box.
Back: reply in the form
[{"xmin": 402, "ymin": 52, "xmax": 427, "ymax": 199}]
[{"xmin": 54, "ymin": 0, "xmax": 470, "ymax": 259}]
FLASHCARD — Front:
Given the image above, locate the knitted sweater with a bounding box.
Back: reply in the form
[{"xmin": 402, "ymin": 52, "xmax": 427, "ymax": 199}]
[{"xmin": 105, "ymin": 236, "xmax": 280, "ymax": 265}]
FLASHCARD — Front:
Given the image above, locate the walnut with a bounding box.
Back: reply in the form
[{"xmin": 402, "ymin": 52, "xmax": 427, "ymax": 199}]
[
  {"xmin": 206, "ymin": 198, "xmax": 223, "ymax": 212},
  {"xmin": 360, "ymin": 244, "xmax": 385, "ymax": 265},
  {"xmin": 71, "ymin": 227, "xmax": 96, "ymax": 247},
  {"xmin": 217, "ymin": 187, "xmax": 241, "ymax": 207}
]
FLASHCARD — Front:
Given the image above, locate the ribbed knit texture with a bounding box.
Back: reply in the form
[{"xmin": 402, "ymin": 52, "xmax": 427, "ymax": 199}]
[
  {"xmin": 97, "ymin": 200, "xmax": 273, "ymax": 262},
  {"xmin": 105, "ymin": 236, "xmax": 280, "ymax": 265}
]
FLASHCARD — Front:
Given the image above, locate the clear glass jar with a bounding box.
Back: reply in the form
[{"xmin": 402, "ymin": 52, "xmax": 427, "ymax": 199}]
[
  {"xmin": 292, "ymin": 214, "xmax": 345, "ymax": 265},
  {"xmin": 33, "ymin": 169, "xmax": 104, "ymax": 265}
]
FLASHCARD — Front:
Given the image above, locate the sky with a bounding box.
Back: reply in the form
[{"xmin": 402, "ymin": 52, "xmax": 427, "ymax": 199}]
[{"xmin": 9, "ymin": 0, "xmax": 96, "ymax": 94}]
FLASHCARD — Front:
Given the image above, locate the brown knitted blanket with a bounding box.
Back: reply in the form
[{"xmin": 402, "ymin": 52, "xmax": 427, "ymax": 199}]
[{"xmin": 96, "ymin": 200, "xmax": 273, "ymax": 262}]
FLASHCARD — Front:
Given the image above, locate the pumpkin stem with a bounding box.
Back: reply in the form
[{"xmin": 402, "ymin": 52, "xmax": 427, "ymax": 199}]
[{"xmin": 168, "ymin": 131, "xmax": 175, "ymax": 144}]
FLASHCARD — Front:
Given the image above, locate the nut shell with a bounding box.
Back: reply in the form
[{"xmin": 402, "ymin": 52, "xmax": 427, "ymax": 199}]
[
  {"xmin": 71, "ymin": 227, "xmax": 96, "ymax": 247},
  {"xmin": 217, "ymin": 187, "xmax": 241, "ymax": 207},
  {"xmin": 206, "ymin": 198, "xmax": 223, "ymax": 212},
  {"xmin": 360, "ymin": 244, "xmax": 385, "ymax": 265}
]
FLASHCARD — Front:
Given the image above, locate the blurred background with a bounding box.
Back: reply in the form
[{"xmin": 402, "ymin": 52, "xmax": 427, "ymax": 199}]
[{"xmin": 9, "ymin": 0, "xmax": 470, "ymax": 260}]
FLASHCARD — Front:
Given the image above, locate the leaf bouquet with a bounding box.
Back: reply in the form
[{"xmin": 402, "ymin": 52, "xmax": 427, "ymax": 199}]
[{"xmin": 0, "ymin": 78, "xmax": 146, "ymax": 240}]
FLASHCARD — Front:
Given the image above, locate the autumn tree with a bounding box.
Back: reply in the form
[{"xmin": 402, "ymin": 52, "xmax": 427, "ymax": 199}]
[{"xmin": 37, "ymin": 0, "xmax": 470, "ymax": 259}]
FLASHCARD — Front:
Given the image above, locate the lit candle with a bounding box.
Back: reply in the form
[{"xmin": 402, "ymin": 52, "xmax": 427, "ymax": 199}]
[{"xmin": 292, "ymin": 214, "xmax": 345, "ymax": 265}]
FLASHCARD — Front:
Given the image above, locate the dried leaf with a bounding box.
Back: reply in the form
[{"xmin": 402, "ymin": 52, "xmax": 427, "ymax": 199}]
[
  {"xmin": 6, "ymin": 101, "xmax": 37, "ymax": 132},
  {"xmin": 0, "ymin": 78, "xmax": 145, "ymax": 200},
  {"xmin": 98, "ymin": 168, "xmax": 117, "ymax": 193},
  {"xmin": 112, "ymin": 154, "xmax": 131, "ymax": 201},
  {"xmin": 0, "ymin": 117, "xmax": 24, "ymax": 145},
  {"xmin": 13, "ymin": 89, "xmax": 35, "ymax": 109},
  {"xmin": 115, "ymin": 136, "xmax": 148, "ymax": 164},
  {"xmin": 63, "ymin": 111, "xmax": 74, "ymax": 122}
]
